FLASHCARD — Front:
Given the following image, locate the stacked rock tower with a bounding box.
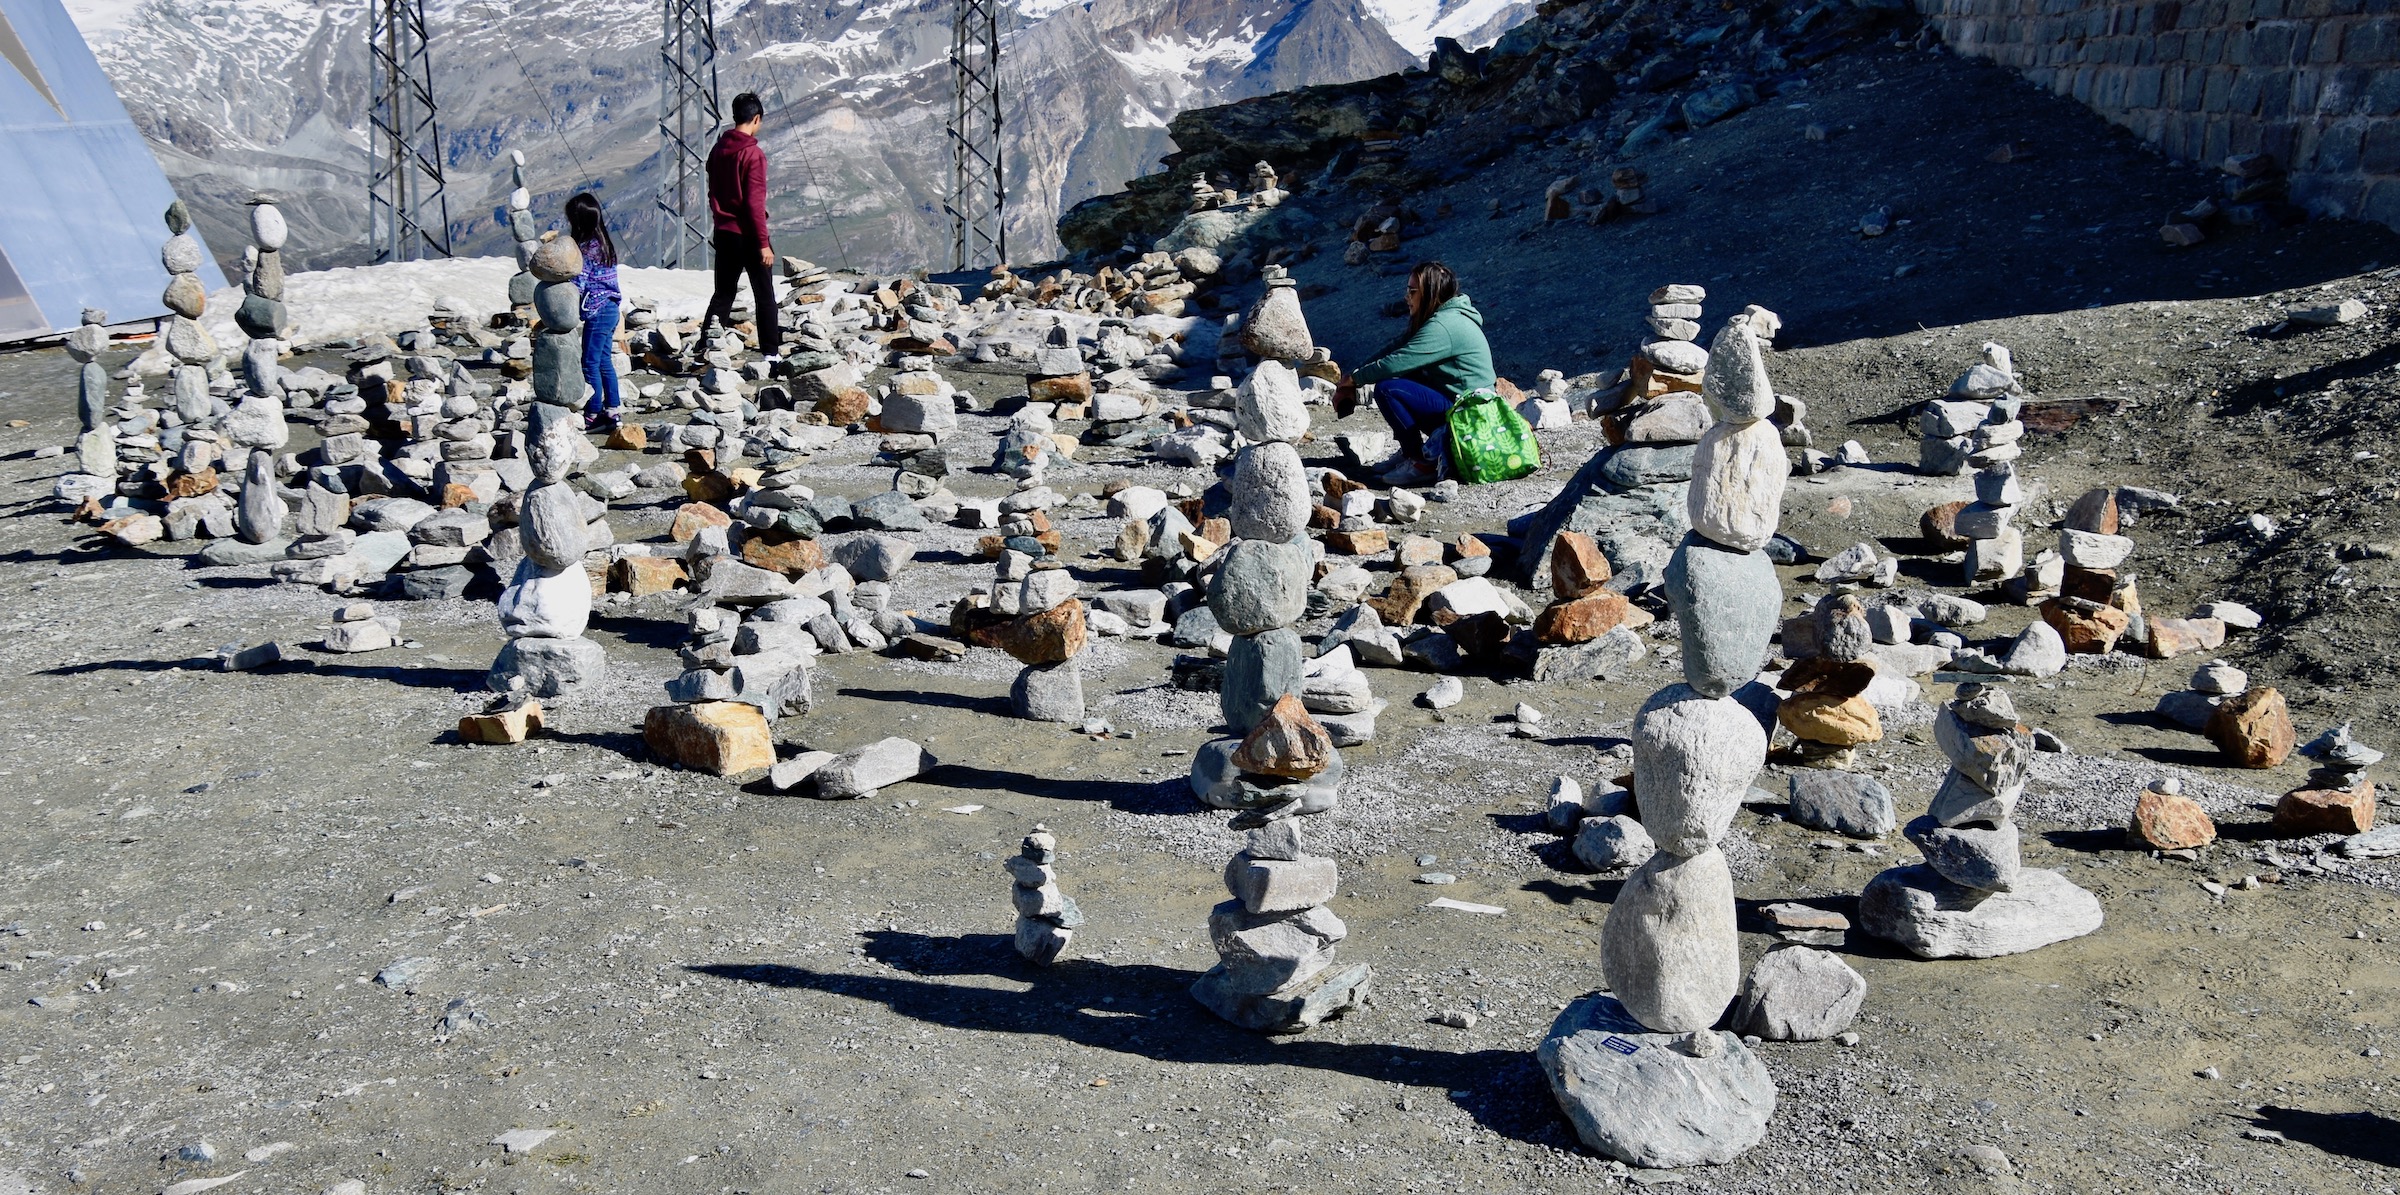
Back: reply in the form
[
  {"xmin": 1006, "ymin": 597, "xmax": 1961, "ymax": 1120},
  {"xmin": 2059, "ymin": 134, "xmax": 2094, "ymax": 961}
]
[
  {"xmin": 488, "ymin": 233, "xmax": 606, "ymax": 697},
  {"xmin": 227, "ymin": 197, "xmax": 294, "ymax": 489},
  {"xmin": 1919, "ymin": 343, "xmax": 2028, "ymax": 478},
  {"xmin": 504, "ymin": 151, "xmax": 541, "ymax": 310},
  {"xmin": 1540, "ymin": 309, "xmax": 1785, "ymax": 1168},
  {"xmin": 1861, "ymin": 684, "xmax": 2103, "ymax": 957},
  {"xmin": 1182, "ymin": 319, "xmax": 1368, "ymax": 1032},
  {"xmin": 159, "ymin": 202, "xmax": 220, "ymax": 431},
  {"xmin": 1007, "ymin": 824, "xmax": 1080, "ymax": 965}
]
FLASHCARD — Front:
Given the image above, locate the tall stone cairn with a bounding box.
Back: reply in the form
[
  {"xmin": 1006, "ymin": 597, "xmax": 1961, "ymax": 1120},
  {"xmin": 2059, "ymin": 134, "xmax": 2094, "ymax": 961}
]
[
  {"xmin": 158, "ymin": 201, "xmax": 219, "ymax": 432},
  {"xmin": 488, "ymin": 233, "xmax": 605, "ymax": 697},
  {"xmin": 1184, "ymin": 323, "xmax": 1368, "ymax": 1032},
  {"xmin": 505, "ymin": 151, "xmax": 540, "ymax": 310},
  {"xmin": 225, "ymin": 196, "xmax": 293, "ymax": 508},
  {"xmin": 1919, "ymin": 342, "xmax": 2027, "ymax": 479},
  {"xmin": 1860, "ymin": 683, "xmax": 2103, "ymax": 958},
  {"xmin": 1538, "ymin": 309, "xmax": 1785, "ymax": 1169}
]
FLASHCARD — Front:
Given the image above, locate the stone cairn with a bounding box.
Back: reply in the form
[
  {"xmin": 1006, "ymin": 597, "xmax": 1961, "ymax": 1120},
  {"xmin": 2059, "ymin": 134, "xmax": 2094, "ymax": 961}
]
[
  {"xmin": 1775, "ymin": 594, "xmax": 1884, "ymax": 767},
  {"xmin": 637, "ymin": 603, "xmax": 791, "ymax": 773},
  {"xmin": 1917, "ymin": 343, "xmax": 2026, "ymax": 477},
  {"xmin": 1007, "ymin": 824, "xmax": 1079, "ymax": 965},
  {"xmin": 1860, "ymin": 683, "xmax": 2103, "ymax": 958},
  {"xmin": 503, "ymin": 151, "xmax": 540, "ymax": 311},
  {"xmin": 1539, "ymin": 308, "xmax": 1787, "ymax": 1169},
  {"xmin": 227, "ymin": 197, "xmax": 294, "ymax": 543},
  {"xmin": 159, "ymin": 201, "xmax": 220, "ymax": 433},
  {"xmin": 487, "ymin": 233, "xmax": 605, "ymax": 699},
  {"xmin": 65, "ymin": 311, "xmax": 112, "ymax": 493},
  {"xmin": 1181, "ymin": 308, "xmax": 1370, "ymax": 1032},
  {"xmin": 988, "ymin": 551, "xmax": 1088, "ymax": 723}
]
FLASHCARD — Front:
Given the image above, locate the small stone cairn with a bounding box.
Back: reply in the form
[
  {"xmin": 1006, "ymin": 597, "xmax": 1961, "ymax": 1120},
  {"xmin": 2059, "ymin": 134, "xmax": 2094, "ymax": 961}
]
[
  {"xmin": 1539, "ymin": 308, "xmax": 1788, "ymax": 1169},
  {"xmin": 1627, "ymin": 283, "xmax": 1707, "ymax": 400},
  {"xmin": 1917, "ymin": 343, "xmax": 2026, "ymax": 477},
  {"xmin": 225, "ymin": 196, "xmax": 294, "ymax": 528},
  {"xmin": 1007, "ymin": 825, "xmax": 1079, "ymax": 965},
  {"xmin": 1189, "ymin": 696, "xmax": 1368, "ymax": 1032},
  {"xmin": 638, "ymin": 604, "xmax": 787, "ymax": 774},
  {"xmin": 1860, "ymin": 683, "xmax": 2103, "ymax": 958},
  {"xmin": 488, "ymin": 233, "xmax": 605, "ymax": 698},
  {"xmin": 991, "ymin": 553, "xmax": 1088, "ymax": 724}
]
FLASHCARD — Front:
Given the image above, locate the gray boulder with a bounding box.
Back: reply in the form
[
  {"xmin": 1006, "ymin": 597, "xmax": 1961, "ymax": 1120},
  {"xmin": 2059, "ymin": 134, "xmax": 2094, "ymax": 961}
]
[
  {"xmin": 1538, "ymin": 994, "xmax": 1776, "ymax": 1168},
  {"xmin": 1860, "ymin": 865, "xmax": 2102, "ymax": 959},
  {"xmin": 1662, "ymin": 532, "xmax": 1779, "ymax": 697},
  {"xmin": 1599, "ymin": 848, "xmax": 1740, "ymax": 1033},
  {"xmin": 1730, "ymin": 946, "xmax": 1866, "ymax": 1041},
  {"xmin": 1786, "ymin": 771, "xmax": 1895, "ymax": 839}
]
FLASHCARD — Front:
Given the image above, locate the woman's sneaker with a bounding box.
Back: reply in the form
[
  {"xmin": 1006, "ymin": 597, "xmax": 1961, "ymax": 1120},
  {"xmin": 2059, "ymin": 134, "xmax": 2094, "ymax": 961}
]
[
  {"xmin": 1382, "ymin": 458, "xmax": 1438, "ymax": 488},
  {"xmin": 583, "ymin": 410, "xmax": 620, "ymax": 434}
]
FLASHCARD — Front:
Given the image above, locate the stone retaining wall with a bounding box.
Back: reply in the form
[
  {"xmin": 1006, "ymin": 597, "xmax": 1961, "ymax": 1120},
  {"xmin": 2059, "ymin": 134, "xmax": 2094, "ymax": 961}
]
[{"xmin": 1915, "ymin": 0, "xmax": 2400, "ymax": 227}]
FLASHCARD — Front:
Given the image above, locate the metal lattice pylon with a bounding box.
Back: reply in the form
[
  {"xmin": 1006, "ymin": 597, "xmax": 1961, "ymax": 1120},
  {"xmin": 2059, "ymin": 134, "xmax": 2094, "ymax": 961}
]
[
  {"xmin": 658, "ymin": 0, "xmax": 721, "ymax": 269},
  {"xmin": 367, "ymin": 0, "xmax": 452, "ymax": 262},
  {"xmin": 945, "ymin": 0, "xmax": 1004, "ymax": 271}
]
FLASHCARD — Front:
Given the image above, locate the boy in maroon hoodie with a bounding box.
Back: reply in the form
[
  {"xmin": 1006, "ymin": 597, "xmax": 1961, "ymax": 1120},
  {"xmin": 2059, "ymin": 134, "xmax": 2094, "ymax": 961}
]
[{"xmin": 705, "ymin": 92, "xmax": 780, "ymax": 359}]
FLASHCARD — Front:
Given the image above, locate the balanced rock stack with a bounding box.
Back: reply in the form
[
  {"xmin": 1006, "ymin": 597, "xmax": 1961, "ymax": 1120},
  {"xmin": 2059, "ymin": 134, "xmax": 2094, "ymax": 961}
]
[
  {"xmin": 1776, "ymin": 596, "xmax": 1883, "ymax": 766},
  {"xmin": 488, "ymin": 234, "xmax": 606, "ymax": 699},
  {"xmin": 1190, "ymin": 696, "xmax": 1369, "ymax": 1032},
  {"xmin": 68, "ymin": 309, "xmax": 110, "ymax": 435},
  {"xmin": 1626, "ymin": 284, "xmax": 1707, "ymax": 399},
  {"xmin": 2128, "ymin": 776, "xmax": 2216, "ymax": 851},
  {"xmin": 1007, "ymin": 825, "xmax": 1080, "ymax": 965},
  {"xmin": 1211, "ymin": 358, "xmax": 1315, "ymax": 732},
  {"xmin": 2275, "ymin": 723, "xmax": 2379, "ymax": 835},
  {"xmin": 159, "ymin": 201, "xmax": 222, "ymax": 432},
  {"xmin": 1249, "ymin": 160, "xmax": 1286, "ymax": 207},
  {"xmin": 640, "ymin": 604, "xmax": 789, "ymax": 776},
  {"xmin": 994, "ymin": 558, "xmax": 1089, "ymax": 724},
  {"xmin": 1919, "ymin": 343, "xmax": 2027, "ymax": 477},
  {"xmin": 224, "ymin": 197, "xmax": 294, "ymax": 496},
  {"xmin": 503, "ymin": 151, "xmax": 541, "ymax": 309},
  {"xmin": 1861, "ymin": 684, "xmax": 2103, "ymax": 958},
  {"xmin": 1529, "ymin": 530, "xmax": 1646, "ymax": 672},
  {"xmin": 1539, "ymin": 308, "xmax": 1787, "ymax": 1169}
]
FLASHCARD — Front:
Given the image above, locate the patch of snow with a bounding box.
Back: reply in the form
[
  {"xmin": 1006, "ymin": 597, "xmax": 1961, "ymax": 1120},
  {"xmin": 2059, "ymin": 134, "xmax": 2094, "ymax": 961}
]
[
  {"xmin": 201, "ymin": 258, "xmax": 719, "ymax": 347},
  {"xmin": 1362, "ymin": 0, "xmax": 1536, "ymax": 55}
]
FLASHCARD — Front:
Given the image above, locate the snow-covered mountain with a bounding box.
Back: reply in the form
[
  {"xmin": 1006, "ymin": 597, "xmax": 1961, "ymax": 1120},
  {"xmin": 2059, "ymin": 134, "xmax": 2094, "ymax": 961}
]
[{"xmin": 66, "ymin": 0, "xmax": 1532, "ymax": 274}]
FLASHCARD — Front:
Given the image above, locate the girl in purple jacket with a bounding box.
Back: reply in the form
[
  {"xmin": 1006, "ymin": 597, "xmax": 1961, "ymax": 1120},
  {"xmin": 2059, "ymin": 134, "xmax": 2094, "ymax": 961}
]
[{"xmin": 566, "ymin": 192, "xmax": 624, "ymax": 431}]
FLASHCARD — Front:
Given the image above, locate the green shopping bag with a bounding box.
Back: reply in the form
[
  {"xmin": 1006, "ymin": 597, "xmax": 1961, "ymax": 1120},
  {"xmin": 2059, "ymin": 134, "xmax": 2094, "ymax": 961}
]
[{"xmin": 1445, "ymin": 387, "xmax": 1541, "ymax": 484}]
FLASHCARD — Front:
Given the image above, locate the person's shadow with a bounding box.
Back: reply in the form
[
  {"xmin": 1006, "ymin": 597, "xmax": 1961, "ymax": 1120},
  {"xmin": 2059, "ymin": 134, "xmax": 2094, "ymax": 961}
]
[{"xmin": 689, "ymin": 930, "xmax": 1574, "ymax": 1149}]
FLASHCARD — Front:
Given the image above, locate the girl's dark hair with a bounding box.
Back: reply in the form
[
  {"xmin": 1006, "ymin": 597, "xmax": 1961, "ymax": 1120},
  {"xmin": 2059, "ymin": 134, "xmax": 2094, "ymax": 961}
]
[
  {"xmin": 565, "ymin": 192, "xmax": 615, "ymax": 267},
  {"xmin": 1408, "ymin": 260, "xmax": 1458, "ymax": 335}
]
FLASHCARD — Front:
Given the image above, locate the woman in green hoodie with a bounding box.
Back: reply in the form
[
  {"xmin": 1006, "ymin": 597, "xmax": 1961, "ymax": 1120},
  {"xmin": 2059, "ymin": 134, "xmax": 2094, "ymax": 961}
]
[{"xmin": 1334, "ymin": 260, "xmax": 1496, "ymax": 487}]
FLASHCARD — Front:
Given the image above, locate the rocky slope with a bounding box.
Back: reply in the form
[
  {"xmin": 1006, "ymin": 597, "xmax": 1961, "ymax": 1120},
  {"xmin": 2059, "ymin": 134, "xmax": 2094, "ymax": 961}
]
[{"xmin": 66, "ymin": 0, "xmax": 1466, "ymax": 274}]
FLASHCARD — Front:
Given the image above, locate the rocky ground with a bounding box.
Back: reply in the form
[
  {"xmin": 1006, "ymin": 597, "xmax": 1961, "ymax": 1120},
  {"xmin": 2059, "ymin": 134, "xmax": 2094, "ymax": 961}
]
[{"xmin": 4, "ymin": 34, "xmax": 2400, "ymax": 1195}]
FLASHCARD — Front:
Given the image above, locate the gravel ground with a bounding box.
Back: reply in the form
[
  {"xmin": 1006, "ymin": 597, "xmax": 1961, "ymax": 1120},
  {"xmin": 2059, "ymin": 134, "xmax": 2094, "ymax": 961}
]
[{"xmin": 1, "ymin": 38, "xmax": 2398, "ymax": 1195}]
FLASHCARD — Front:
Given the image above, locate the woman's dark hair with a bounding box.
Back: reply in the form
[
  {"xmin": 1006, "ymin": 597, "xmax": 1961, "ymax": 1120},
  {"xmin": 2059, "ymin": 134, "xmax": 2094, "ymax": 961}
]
[
  {"xmin": 1408, "ymin": 260, "xmax": 1459, "ymax": 335},
  {"xmin": 565, "ymin": 191, "xmax": 615, "ymax": 268}
]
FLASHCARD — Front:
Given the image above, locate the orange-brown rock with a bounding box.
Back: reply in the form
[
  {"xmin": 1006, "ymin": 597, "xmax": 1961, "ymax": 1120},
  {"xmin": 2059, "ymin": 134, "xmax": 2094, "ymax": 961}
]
[
  {"xmin": 1230, "ymin": 693, "xmax": 1335, "ymax": 779},
  {"xmin": 2129, "ymin": 785, "xmax": 2217, "ymax": 850},
  {"xmin": 643, "ymin": 701, "xmax": 775, "ymax": 775},
  {"xmin": 1534, "ymin": 592, "xmax": 1634, "ymax": 644},
  {"xmin": 1325, "ymin": 528, "xmax": 1387, "ymax": 555},
  {"xmin": 1779, "ymin": 692, "xmax": 1883, "ymax": 747},
  {"xmin": 1452, "ymin": 534, "xmax": 1491, "ymax": 561},
  {"xmin": 1365, "ymin": 563, "xmax": 1458, "ymax": 626},
  {"xmin": 2059, "ymin": 566, "xmax": 2117, "ymax": 603},
  {"xmin": 2064, "ymin": 486, "xmax": 2121, "ymax": 535},
  {"xmin": 816, "ymin": 386, "xmax": 872, "ymax": 425},
  {"xmin": 1028, "ymin": 373, "xmax": 1093, "ymax": 404},
  {"xmin": 2207, "ymin": 686, "xmax": 2294, "ymax": 769},
  {"xmin": 2145, "ymin": 616, "xmax": 2227, "ymax": 659},
  {"xmin": 459, "ymin": 700, "xmax": 545, "ymax": 745},
  {"xmin": 609, "ymin": 555, "xmax": 688, "ymax": 596},
  {"xmin": 1197, "ymin": 517, "xmax": 1232, "ymax": 546},
  {"xmin": 2040, "ymin": 596, "xmax": 2132, "ymax": 654},
  {"xmin": 682, "ymin": 447, "xmax": 718, "ymax": 473},
  {"xmin": 681, "ymin": 470, "xmax": 735, "ymax": 505},
  {"xmin": 1551, "ymin": 531, "xmax": 1612, "ymax": 598},
  {"xmin": 605, "ymin": 423, "xmax": 648, "ymax": 451},
  {"xmin": 1020, "ymin": 509, "xmax": 1055, "ymax": 535},
  {"xmin": 2272, "ymin": 782, "xmax": 2376, "ymax": 835},
  {"xmin": 1322, "ymin": 473, "xmax": 1362, "ymax": 508},
  {"xmin": 1308, "ymin": 504, "xmax": 1341, "ymax": 530},
  {"xmin": 1782, "ymin": 656, "xmax": 1877, "ymax": 700},
  {"xmin": 669, "ymin": 501, "xmax": 733, "ymax": 543},
  {"xmin": 165, "ymin": 467, "xmax": 218, "ymax": 499},
  {"xmin": 439, "ymin": 483, "xmax": 478, "ymax": 509},
  {"xmin": 740, "ymin": 530, "xmax": 826, "ymax": 576},
  {"xmin": 1920, "ymin": 500, "xmax": 1971, "ymax": 550},
  {"xmin": 991, "ymin": 598, "xmax": 1086, "ymax": 665}
]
